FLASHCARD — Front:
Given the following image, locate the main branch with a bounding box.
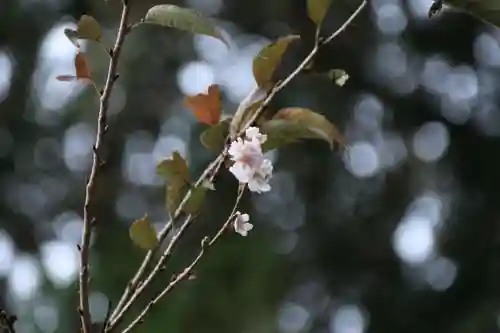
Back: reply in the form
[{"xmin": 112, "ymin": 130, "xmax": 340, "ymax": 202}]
[{"xmin": 79, "ymin": 2, "xmax": 131, "ymax": 333}]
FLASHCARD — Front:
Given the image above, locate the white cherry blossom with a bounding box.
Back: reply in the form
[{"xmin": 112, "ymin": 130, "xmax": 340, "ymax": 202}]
[
  {"xmin": 233, "ymin": 211, "xmax": 253, "ymax": 236},
  {"xmin": 228, "ymin": 127, "xmax": 273, "ymax": 193}
]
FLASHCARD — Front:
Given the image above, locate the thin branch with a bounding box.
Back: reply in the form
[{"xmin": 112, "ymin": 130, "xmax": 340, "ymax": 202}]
[
  {"xmin": 106, "ymin": 153, "xmax": 226, "ymax": 331},
  {"xmin": 237, "ymin": 0, "xmax": 368, "ymax": 136},
  {"xmin": 107, "ymin": 1, "xmax": 367, "ymax": 330},
  {"xmin": 79, "ymin": 2, "xmax": 131, "ymax": 333},
  {"xmin": 122, "ymin": 185, "xmax": 246, "ymax": 333}
]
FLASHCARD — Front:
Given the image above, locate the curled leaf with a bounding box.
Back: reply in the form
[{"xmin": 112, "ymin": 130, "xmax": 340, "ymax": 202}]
[
  {"xmin": 156, "ymin": 151, "xmax": 190, "ymax": 184},
  {"xmin": 307, "ymin": 0, "xmax": 333, "ymax": 26},
  {"xmin": 77, "ymin": 15, "xmax": 101, "ymax": 42},
  {"xmin": 260, "ymin": 120, "xmax": 312, "ymax": 152},
  {"xmin": 143, "ymin": 5, "xmax": 228, "ymax": 46},
  {"xmin": 183, "ymin": 186, "xmax": 208, "ymax": 214},
  {"xmin": 274, "ymin": 107, "xmax": 345, "ymax": 149},
  {"xmin": 200, "ymin": 118, "xmax": 230, "ymax": 152},
  {"xmin": 252, "ymin": 35, "xmax": 300, "ymax": 88},
  {"xmin": 129, "ymin": 215, "xmax": 158, "ymax": 250},
  {"xmin": 184, "ymin": 84, "xmax": 221, "ymax": 125}
]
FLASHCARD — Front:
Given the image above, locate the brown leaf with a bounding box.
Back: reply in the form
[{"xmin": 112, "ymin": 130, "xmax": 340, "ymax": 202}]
[
  {"xmin": 75, "ymin": 53, "xmax": 91, "ymax": 80},
  {"xmin": 184, "ymin": 84, "xmax": 221, "ymax": 125}
]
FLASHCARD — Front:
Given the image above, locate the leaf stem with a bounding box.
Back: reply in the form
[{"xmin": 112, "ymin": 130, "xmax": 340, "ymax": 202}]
[{"xmin": 79, "ymin": 2, "xmax": 131, "ymax": 333}]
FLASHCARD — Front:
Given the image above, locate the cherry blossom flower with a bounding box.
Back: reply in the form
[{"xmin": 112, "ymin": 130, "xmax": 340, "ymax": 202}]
[
  {"xmin": 228, "ymin": 127, "xmax": 273, "ymax": 193},
  {"xmin": 233, "ymin": 211, "xmax": 253, "ymax": 236},
  {"xmin": 245, "ymin": 126, "xmax": 267, "ymax": 144}
]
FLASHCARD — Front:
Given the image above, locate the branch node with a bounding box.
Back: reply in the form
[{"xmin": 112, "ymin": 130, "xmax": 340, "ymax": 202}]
[{"xmin": 201, "ymin": 236, "xmax": 210, "ymax": 248}]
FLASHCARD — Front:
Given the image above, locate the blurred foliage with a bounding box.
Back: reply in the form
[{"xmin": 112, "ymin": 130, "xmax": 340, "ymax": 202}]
[{"xmin": 2, "ymin": 0, "xmax": 500, "ymax": 333}]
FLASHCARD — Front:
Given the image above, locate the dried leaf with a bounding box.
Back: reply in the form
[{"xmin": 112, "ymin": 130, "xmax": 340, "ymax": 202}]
[
  {"xmin": 75, "ymin": 53, "xmax": 92, "ymax": 80},
  {"xmin": 143, "ymin": 5, "xmax": 228, "ymax": 47},
  {"xmin": 129, "ymin": 214, "xmax": 158, "ymax": 250},
  {"xmin": 77, "ymin": 15, "xmax": 101, "ymax": 42},
  {"xmin": 184, "ymin": 84, "xmax": 222, "ymax": 125},
  {"xmin": 156, "ymin": 151, "xmax": 190, "ymax": 184},
  {"xmin": 307, "ymin": 0, "xmax": 333, "ymax": 26},
  {"xmin": 200, "ymin": 118, "xmax": 230, "ymax": 152},
  {"xmin": 56, "ymin": 53, "xmax": 91, "ymax": 83},
  {"xmin": 252, "ymin": 35, "xmax": 300, "ymax": 88}
]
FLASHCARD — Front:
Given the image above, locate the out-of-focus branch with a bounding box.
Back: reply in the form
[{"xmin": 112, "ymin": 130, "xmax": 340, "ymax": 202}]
[
  {"xmin": 121, "ymin": 185, "xmax": 246, "ymax": 333},
  {"xmin": 79, "ymin": 2, "xmax": 131, "ymax": 333}
]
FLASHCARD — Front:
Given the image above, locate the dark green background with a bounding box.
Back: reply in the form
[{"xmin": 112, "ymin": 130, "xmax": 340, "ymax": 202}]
[{"xmin": 1, "ymin": 0, "xmax": 500, "ymax": 332}]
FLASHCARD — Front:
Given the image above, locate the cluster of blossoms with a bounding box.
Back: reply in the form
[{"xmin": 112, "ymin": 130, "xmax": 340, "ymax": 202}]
[{"xmin": 228, "ymin": 127, "xmax": 273, "ymax": 236}]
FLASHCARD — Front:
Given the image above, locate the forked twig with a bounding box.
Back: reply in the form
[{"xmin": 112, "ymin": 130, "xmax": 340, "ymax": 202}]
[{"xmin": 122, "ymin": 185, "xmax": 246, "ymax": 333}]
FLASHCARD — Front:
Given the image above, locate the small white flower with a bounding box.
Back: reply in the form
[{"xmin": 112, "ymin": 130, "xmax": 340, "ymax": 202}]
[
  {"xmin": 228, "ymin": 127, "xmax": 273, "ymax": 193},
  {"xmin": 233, "ymin": 211, "xmax": 253, "ymax": 236},
  {"xmin": 245, "ymin": 126, "xmax": 267, "ymax": 144}
]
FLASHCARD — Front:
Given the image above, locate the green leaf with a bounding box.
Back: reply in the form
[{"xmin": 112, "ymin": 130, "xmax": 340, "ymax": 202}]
[
  {"xmin": 129, "ymin": 214, "xmax": 158, "ymax": 250},
  {"xmin": 261, "ymin": 120, "xmax": 316, "ymax": 152},
  {"xmin": 200, "ymin": 118, "xmax": 230, "ymax": 152},
  {"xmin": 156, "ymin": 151, "xmax": 190, "ymax": 184},
  {"xmin": 307, "ymin": 0, "xmax": 332, "ymax": 26},
  {"xmin": 166, "ymin": 183, "xmax": 189, "ymax": 218},
  {"xmin": 445, "ymin": 0, "xmax": 500, "ymax": 28},
  {"xmin": 143, "ymin": 5, "xmax": 228, "ymax": 47},
  {"xmin": 64, "ymin": 28, "xmax": 80, "ymax": 48},
  {"xmin": 183, "ymin": 186, "xmax": 208, "ymax": 214},
  {"xmin": 77, "ymin": 15, "xmax": 101, "ymax": 42},
  {"xmin": 252, "ymin": 35, "xmax": 300, "ymax": 88},
  {"xmin": 261, "ymin": 107, "xmax": 345, "ymax": 151}
]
